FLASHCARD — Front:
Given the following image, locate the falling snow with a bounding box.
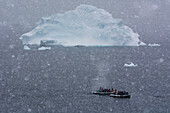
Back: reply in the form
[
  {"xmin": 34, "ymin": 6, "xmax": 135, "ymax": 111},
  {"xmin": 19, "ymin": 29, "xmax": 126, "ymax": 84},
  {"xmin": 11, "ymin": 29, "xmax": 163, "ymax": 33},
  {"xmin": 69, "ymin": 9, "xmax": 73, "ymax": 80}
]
[{"xmin": 0, "ymin": 0, "xmax": 169, "ymax": 113}]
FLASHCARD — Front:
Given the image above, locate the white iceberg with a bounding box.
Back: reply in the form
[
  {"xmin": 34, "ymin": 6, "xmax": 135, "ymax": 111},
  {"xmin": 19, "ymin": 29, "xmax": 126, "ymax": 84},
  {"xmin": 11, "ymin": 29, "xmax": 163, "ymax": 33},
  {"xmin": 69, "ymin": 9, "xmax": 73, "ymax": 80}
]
[
  {"xmin": 20, "ymin": 4, "xmax": 145, "ymax": 46},
  {"xmin": 38, "ymin": 46, "xmax": 51, "ymax": 50},
  {"xmin": 148, "ymin": 43, "xmax": 160, "ymax": 46},
  {"xmin": 124, "ymin": 62, "xmax": 138, "ymax": 67}
]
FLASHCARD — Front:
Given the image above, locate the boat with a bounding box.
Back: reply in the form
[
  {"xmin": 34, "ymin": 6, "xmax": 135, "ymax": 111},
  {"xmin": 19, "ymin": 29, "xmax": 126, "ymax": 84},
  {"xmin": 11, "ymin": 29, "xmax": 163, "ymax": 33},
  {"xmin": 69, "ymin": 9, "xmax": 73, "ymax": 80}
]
[
  {"xmin": 110, "ymin": 94, "xmax": 131, "ymax": 98},
  {"xmin": 92, "ymin": 87, "xmax": 115, "ymax": 95},
  {"xmin": 92, "ymin": 88, "xmax": 130, "ymax": 98}
]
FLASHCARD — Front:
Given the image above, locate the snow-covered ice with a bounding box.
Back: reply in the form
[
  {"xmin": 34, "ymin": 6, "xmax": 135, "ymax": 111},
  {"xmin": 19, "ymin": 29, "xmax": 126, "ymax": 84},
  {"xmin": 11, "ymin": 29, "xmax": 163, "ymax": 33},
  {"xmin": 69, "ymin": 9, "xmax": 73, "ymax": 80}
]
[
  {"xmin": 139, "ymin": 41, "xmax": 147, "ymax": 46},
  {"xmin": 38, "ymin": 46, "xmax": 51, "ymax": 50},
  {"xmin": 23, "ymin": 45, "xmax": 31, "ymax": 50},
  {"xmin": 124, "ymin": 62, "xmax": 138, "ymax": 67},
  {"xmin": 24, "ymin": 44, "xmax": 51, "ymax": 50},
  {"xmin": 20, "ymin": 4, "xmax": 145, "ymax": 47},
  {"xmin": 148, "ymin": 43, "xmax": 161, "ymax": 46},
  {"xmin": 92, "ymin": 78, "xmax": 99, "ymax": 81}
]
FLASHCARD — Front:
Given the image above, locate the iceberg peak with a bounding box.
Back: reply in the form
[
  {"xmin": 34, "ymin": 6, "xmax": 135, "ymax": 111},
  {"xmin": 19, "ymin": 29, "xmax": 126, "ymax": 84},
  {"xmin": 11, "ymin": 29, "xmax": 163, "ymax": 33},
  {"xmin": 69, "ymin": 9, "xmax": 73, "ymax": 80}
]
[
  {"xmin": 76, "ymin": 4, "xmax": 99, "ymax": 12},
  {"xmin": 20, "ymin": 4, "xmax": 145, "ymax": 46}
]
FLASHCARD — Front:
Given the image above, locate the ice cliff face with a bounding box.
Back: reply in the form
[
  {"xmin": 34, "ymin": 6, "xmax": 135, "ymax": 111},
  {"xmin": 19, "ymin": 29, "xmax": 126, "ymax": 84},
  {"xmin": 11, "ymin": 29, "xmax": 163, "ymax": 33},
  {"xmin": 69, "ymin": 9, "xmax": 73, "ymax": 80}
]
[{"xmin": 20, "ymin": 4, "xmax": 145, "ymax": 46}]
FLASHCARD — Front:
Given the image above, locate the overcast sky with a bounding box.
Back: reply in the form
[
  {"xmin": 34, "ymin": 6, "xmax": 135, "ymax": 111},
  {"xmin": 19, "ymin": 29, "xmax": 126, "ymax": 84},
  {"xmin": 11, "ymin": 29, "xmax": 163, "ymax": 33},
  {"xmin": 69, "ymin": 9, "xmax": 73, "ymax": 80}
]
[{"xmin": 0, "ymin": 0, "xmax": 170, "ymax": 44}]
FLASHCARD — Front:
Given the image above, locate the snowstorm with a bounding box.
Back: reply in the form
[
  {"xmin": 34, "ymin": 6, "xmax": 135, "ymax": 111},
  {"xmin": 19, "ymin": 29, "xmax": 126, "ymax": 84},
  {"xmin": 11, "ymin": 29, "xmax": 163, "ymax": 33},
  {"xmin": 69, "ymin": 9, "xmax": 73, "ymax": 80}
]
[{"xmin": 0, "ymin": 0, "xmax": 170, "ymax": 113}]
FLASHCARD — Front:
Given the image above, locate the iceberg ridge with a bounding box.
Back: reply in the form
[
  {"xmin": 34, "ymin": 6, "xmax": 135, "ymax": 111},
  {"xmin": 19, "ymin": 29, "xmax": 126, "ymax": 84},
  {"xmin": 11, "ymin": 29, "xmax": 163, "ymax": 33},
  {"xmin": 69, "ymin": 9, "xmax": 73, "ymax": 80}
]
[{"xmin": 20, "ymin": 4, "xmax": 145, "ymax": 46}]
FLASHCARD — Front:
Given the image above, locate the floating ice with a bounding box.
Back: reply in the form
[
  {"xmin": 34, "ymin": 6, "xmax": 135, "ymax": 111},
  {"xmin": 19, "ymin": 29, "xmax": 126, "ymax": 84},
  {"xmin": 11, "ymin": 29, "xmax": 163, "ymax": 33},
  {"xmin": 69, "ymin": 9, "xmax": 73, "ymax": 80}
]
[
  {"xmin": 20, "ymin": 4, "xmax": 146, "ymax": 46},
  {"xmin": 92, "ymin": 78, "xmax": 99, "ymax": 81},
  {"xmin": 24, "ymin": 45, "xmax": 31, "ymax": 50},
  {"xmin": 148, "ymin": 43, "xmax": 160, "ymax": 46},
  {"xmin": 139, "ymin": 41, "xmax": 147, "ymax": 46},
  {"xmin": 124, "ymin": 62, "xmax": 138, "ymax": 67},
  {"xmin": 38, "ymin": 46, "xmax": 51, "ymax": 50}
]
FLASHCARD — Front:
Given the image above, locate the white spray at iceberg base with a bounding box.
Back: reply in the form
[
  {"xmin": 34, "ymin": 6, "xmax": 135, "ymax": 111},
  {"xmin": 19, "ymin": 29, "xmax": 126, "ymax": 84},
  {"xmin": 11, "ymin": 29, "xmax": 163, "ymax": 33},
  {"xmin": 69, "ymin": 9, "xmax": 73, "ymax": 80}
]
[{"xmin": 20, "ymin": 4, "xmax": 146, "ymax": 47}]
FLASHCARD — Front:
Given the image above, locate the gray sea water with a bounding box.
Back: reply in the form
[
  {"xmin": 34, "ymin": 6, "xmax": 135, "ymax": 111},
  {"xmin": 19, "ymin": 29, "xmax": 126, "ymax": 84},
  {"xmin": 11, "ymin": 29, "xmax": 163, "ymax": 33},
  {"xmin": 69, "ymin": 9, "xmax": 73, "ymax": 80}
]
[{"xmin": 0, "ymin": 27, "xmax": 170, "ymax": 113}]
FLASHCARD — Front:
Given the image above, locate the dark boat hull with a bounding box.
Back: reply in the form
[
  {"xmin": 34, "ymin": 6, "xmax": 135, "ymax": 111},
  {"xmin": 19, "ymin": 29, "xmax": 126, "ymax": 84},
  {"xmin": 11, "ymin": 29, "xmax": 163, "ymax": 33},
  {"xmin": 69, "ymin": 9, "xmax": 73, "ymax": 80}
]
[{"xmin": 92, "ymin": 91, "xmax": 114, "ymax": 95}]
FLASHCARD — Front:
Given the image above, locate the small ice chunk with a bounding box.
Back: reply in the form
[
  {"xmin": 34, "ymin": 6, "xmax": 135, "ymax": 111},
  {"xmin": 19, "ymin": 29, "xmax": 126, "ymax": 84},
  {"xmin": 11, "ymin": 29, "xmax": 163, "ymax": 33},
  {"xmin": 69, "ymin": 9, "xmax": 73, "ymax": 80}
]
[
  {"xmin": 92, "ymin": 78, "xmax": 99, "ymax": 80},
  {"xmin": 139, "ymin": 41, "xmax": 147, "ymax": 46},
  {"xmin": 47, "ymin": 63, "xmax": 50, "ymax": 66},
  {"xmin": 24, "ymin": 45, "xmax": 31, "ymax": 50},
  {"xmin": 148, "ymin": 43, "xmax": 161, "ymax": 46},
  {"xmin": 38, "ymin": 46, "xmax": 51, "ymax": 50},
  {"xmin": 124, "ymin": 62, "xmax": 137, "ymax": 67}
]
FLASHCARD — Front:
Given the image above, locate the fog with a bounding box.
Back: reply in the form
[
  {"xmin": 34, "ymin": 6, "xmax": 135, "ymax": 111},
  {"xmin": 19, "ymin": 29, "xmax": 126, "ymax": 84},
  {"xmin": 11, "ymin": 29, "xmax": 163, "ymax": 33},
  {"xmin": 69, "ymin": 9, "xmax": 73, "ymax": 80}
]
[{"xmin": 0, "ymin": 0, "xmax": 170, "ymax": 44}]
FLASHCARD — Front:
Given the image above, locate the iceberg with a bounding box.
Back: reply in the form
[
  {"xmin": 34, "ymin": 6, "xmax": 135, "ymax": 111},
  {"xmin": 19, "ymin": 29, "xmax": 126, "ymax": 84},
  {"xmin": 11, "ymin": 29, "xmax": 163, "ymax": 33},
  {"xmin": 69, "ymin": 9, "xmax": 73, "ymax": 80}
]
[
  {"xmin": 124, "ymin": 62, "xmax": 138, "ymax": 67},
  {"xmin": 20, "ymin": 4, "xmax": 145, "ymax": 46}
]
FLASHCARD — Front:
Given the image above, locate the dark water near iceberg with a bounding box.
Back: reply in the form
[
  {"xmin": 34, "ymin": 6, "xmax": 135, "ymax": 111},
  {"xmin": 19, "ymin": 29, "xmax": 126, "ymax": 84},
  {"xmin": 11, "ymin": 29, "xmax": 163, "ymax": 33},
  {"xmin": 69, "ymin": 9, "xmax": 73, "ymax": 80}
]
[
  {"xmin": 0, "ymin": 45, "xmax": 170, "ymax": 113},
  {"xmin": 0, "ymin": 26, "xmax": 170, "ymax": 113}
]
